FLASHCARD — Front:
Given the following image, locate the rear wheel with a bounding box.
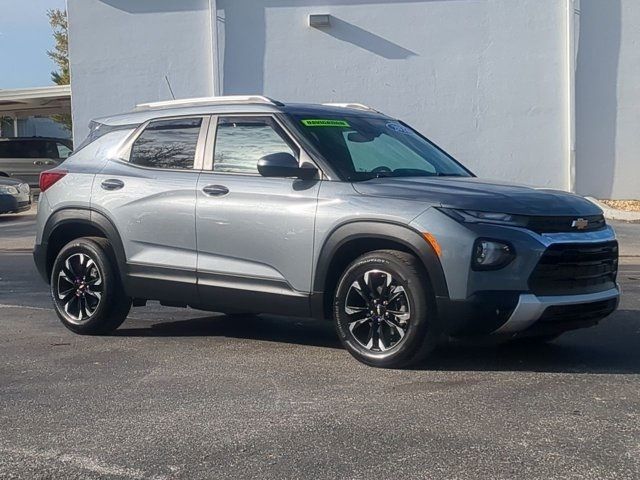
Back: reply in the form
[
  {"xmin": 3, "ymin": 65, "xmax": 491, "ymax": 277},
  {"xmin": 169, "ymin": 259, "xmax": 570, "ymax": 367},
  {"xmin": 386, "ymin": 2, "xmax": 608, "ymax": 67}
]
[
  {"xmin": 333, "ymin": 250, "xmax": 438, "ymax": 368},
  {"xmin": 51, "ymin": 237, "xmax": 131, "ymax": 334}
]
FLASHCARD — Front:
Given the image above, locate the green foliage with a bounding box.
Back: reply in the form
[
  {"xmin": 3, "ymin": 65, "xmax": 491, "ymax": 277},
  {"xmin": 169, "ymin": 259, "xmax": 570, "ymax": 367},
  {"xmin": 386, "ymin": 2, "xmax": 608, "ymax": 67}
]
[{"xmin": 47, "ymin": 9, "xmax": 72, "ymax": 131}]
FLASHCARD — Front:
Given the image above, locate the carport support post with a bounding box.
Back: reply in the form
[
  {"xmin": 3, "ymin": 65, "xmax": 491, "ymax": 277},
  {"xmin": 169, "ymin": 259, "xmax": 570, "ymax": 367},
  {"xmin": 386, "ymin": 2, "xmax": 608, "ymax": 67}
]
[
  {"xmin": 13, "ymin": 116, "xmax": 19, "ymax": 137},
  {"xmin": 566, "ymin": 0, "xmax": 580, "ymax": 193},
  {"xmin": 208, "ymin": 0, "xmax": 220, "ymax": 96}
]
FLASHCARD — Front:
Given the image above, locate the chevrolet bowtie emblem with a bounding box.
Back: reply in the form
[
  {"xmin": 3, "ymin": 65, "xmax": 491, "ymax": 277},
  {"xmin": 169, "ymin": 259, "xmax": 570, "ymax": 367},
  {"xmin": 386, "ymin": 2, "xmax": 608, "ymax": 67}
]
[{"xmin": 572, "ymin": 218, "xmax": 589, "ymax": 230}]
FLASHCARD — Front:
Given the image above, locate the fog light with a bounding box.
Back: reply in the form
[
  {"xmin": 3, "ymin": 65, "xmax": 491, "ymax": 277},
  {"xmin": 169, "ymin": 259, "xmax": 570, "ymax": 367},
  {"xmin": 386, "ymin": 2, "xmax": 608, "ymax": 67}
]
[{"xmin": 472, "ymin": 239, "xmax": 515, "ymax": 270}]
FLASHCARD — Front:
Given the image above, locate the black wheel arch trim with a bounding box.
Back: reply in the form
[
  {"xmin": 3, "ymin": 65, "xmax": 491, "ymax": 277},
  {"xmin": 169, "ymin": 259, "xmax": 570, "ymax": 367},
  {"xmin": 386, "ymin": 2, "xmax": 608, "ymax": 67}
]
[
  {"xmin": 36, "ymin": 206, "xmax": 127, "ymax": 285},
  {"xmin": 311, "ymin": 220, "xmax": 449, "ymax": 317}
]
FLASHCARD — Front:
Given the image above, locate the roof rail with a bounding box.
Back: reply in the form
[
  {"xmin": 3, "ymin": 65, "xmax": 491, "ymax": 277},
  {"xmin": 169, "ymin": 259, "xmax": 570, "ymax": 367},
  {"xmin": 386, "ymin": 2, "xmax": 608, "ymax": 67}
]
[
  {"xmin": 322, "ymin": 102, "xmax": 378, "ymax": 112},
  {"xmin": 135, "ymin": 95, "xmax": 284, "ymax": 111}
]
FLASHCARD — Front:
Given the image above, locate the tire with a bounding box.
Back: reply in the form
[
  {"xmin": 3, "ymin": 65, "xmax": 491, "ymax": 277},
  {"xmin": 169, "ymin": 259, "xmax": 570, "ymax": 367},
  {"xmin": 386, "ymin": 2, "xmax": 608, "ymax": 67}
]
[
  {"xmin": 50, "ymin": 237, "xmax": 131, "ymax": 335},
  {"xmin": 333, "ymin": 249, "xmax": 438, "ymax": 368}
]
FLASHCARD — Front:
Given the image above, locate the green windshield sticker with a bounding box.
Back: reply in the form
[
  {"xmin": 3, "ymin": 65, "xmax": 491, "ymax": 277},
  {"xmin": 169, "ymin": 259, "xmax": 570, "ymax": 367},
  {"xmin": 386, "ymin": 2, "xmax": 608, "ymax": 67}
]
[{"xmin": 301, "ymin": 119, "xmax": 350, "ymax": 127}]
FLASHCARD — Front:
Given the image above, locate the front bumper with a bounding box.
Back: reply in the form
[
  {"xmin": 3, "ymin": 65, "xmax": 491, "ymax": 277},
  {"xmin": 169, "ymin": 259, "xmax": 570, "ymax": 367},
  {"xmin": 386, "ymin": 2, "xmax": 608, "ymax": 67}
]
[
  {"xmin": 493, "ymin": 286, "xmax": 620, "ymax": 335},
  {"xmin": 438, "ymin": 286, "xmax": 620, "ymax": 337},
  {"xmin": 0, "ymin": 194, "xmax": 31, "ymax": 214},
  {"xmin": 416, "ymin": 209, "xmax": 621, "ymax": 337}
]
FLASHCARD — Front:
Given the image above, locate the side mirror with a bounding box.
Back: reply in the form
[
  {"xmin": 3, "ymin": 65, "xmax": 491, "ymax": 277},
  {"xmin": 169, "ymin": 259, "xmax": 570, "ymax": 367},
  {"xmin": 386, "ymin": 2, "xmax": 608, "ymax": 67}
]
[{"xmin": 257, "ymin": 152, "xmax": 317, "ymax": 180}]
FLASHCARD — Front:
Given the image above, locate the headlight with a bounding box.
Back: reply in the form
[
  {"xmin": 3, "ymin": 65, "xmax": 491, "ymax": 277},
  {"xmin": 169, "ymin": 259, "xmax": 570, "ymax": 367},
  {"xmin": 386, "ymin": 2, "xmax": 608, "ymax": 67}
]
[
  {"xmin": 472, "ymin": 239, "xmax": 515, "ymax": 270},
  {"xmin": 0, "ymin": 185, "xmax": 19, "ymax": 195},
  {"xmin": 437, "ymin": 208, "xmax": 527, "ymax": 227}
]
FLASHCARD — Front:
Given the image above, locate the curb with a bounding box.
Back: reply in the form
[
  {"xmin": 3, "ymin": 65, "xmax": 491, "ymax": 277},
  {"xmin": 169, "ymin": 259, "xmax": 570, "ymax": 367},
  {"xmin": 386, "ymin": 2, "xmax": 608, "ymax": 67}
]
[{"xmin": 586, "ymin": 197, "xmax": 640, "ymax": 223}]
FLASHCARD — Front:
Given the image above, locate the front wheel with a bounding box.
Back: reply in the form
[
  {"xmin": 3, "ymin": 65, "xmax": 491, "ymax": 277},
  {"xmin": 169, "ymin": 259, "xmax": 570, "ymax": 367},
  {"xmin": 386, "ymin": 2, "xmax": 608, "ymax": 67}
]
[
  {"xmin": 333, "ymin": 250, "xmax": 439, "ymax": 368},
  {"xmin": 51, "ymin": 237, "xmax": 131, "ymax": 335}
]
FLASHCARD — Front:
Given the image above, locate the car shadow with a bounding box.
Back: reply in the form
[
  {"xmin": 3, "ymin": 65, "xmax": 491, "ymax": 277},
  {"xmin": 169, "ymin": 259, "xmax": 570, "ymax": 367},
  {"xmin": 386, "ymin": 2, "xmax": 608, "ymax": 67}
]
[
  {"xmin": 116, "ymin": 313, "xmax": 343, "ymax": 350},
  {"xmin": 115, "ymin": 309, "xmax": 640, "ymax": 374},
  {"xmin": 0, "ymin": 213, "xmax": 33, "ymax": 223}
]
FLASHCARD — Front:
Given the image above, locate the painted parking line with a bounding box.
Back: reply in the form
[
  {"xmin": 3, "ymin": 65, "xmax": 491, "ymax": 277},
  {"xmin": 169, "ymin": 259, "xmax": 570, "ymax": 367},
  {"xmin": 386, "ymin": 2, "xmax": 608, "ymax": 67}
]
[
  {"xmin": 0, "ymin": 303, "xmax": 147, "ymax": 322},
  {"xmin": 0, "ymin": 303, "xmax": 49, "ymax": 311},
  {"xmin": 0, "ymin": 446, "xmax": 171, "ymax": 480}
]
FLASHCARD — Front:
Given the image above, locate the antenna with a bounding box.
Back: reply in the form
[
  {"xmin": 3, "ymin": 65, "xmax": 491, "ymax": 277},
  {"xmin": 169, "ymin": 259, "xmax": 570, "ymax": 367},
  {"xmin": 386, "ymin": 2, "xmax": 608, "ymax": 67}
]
[{"xmin": 164, "ymin": 75, "xmax": 176, "ymax": 100}]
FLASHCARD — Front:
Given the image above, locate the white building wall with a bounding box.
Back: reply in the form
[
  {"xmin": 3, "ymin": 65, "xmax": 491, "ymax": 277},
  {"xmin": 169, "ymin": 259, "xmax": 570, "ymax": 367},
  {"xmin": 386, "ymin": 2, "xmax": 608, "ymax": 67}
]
[
  {"xmin": 575, "ymin": 0, "xmax": 639, "ymax": 199},
  {"xmin": 67, "ymin": 0, "xmax": 639, "ymax": 198},
  {"xmin": 67, "ymin": 0, "xmax": 215, "ymax": 141},
  {"xmin": 217, "ymin": 0, "xmax": 568, "ymax": 190}
]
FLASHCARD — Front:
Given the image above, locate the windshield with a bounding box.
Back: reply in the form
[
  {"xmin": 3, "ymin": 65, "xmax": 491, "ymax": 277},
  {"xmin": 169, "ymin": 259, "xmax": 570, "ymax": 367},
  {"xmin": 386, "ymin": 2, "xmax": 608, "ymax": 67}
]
[{"xmin": 291, "ymin": 114, "xmax": 472, "ymax": 181}]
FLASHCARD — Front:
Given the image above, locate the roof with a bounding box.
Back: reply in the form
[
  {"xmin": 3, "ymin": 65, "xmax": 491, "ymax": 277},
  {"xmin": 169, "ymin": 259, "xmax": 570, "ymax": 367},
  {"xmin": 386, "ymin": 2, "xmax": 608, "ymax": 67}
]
[
  {"xmin": 0, "ymin": 85, "xmax": 71, "ymax": 118},
  {"xmin": 95, "ymin": 96, "xmax": 389, "ymax": 127}
]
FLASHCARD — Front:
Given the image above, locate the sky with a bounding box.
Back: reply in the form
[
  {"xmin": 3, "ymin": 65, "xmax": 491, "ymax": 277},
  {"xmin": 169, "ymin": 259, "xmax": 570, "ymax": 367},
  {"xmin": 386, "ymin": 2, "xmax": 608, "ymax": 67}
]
[{"xmin": 0, "ymin": 0, "xmax": 67, "ymax": 89}]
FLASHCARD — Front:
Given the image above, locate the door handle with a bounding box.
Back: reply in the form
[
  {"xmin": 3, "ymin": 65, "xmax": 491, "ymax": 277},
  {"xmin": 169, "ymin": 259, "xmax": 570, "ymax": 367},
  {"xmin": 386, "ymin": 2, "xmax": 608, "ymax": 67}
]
[
  {"xmin": 101, "ymin": 178, "xmax": 125, "ymax": 191},
  {"xmin": 202, "ymin": 184, "xmax": 229, "ymax": 197},
  {"xmin": 33, "ymin": 160, "xmax": 44, "ymax": 166}
]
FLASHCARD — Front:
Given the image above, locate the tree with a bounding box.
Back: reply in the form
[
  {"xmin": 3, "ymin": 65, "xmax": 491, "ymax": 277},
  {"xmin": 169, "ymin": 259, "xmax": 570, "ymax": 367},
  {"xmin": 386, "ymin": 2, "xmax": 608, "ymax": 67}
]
[{"xmin": 47, "ymin": 9, "xmax": 72, "ymax": 131}]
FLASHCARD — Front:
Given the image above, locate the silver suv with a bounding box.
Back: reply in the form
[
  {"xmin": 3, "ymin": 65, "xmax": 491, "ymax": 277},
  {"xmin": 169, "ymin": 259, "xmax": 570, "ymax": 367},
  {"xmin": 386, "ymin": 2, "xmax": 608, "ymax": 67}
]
[{"xmin": 33, "ymin": 96, "xmax": 620, "ymax": 368}]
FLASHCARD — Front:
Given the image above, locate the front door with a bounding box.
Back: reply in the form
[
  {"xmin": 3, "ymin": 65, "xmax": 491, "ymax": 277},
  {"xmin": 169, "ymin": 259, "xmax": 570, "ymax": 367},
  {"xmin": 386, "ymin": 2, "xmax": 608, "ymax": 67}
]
[
  {"xmin": 91, "ymin": 116, "xmax": 208, "ymax": 304},
  {"xmin": 195, "ymin": 115, "xmax": 320, "ymax": 315}
]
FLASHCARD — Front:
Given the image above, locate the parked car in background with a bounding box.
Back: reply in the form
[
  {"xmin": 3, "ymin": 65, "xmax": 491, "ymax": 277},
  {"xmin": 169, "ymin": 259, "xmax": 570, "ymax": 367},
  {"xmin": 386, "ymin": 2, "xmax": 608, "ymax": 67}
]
[
  {"xmin": 0, "ymin": 137, "xmax": 73, "ymax": 188},
  {"xmin": 33, "ymin": 96, "xmax": 619, "ymax": 368},
  {"xmin": 0, "ymin": 177, "xmax": 30, "ymax": 214}
]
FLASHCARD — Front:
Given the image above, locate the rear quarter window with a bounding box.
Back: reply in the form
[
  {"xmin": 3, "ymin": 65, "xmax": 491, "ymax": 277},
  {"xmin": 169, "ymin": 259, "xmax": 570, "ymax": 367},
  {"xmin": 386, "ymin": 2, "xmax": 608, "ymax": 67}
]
[{"xmin": 129, "ymin": 117, "xmax": 202, "ymax": 170}]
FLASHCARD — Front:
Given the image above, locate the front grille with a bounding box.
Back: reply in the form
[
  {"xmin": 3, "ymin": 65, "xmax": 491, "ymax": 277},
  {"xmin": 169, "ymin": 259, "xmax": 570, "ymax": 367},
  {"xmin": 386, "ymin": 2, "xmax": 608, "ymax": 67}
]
[
  {"xmin": 539, "ymin": 298, "xmax": 618, "ymax": 323},
  {"xmin": 526, "ymin": 215, "xmax": 606, "ymax": 234},
  {"xmin": 529, "ymin": 241, "xmax": 618, "ymax": 296}
]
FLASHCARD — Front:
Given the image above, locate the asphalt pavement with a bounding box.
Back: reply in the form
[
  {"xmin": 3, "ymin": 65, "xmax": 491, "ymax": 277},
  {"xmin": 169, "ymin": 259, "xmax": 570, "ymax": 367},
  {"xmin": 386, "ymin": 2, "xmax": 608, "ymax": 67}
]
[{"xmin": 1, "ymin": 210, "xmax": 639, "ymax": 479}]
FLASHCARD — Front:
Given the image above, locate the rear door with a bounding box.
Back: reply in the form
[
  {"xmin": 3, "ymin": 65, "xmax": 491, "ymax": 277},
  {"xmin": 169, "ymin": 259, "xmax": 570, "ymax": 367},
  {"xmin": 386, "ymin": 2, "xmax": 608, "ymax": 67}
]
[
  {"xmin": 91, "ymin": 116, "xmax": 208, "ymax": 304},
  {"xmin": 195, "ymin": 115, "xmax": 321, "ymax": 314}
]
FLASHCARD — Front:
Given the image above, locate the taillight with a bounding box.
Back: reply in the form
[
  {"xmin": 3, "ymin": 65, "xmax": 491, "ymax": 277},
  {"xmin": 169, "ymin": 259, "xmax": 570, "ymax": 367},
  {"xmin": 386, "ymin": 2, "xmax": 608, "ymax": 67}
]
[{"xmin": 39, "ymin": 170, "xmax": 67, "ymax": 192}]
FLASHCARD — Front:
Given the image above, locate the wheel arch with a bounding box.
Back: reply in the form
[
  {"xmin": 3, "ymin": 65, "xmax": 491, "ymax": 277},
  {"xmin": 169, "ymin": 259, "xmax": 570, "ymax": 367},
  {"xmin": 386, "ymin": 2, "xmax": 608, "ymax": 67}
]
[
  {"xmin": 311, "ymin": 221, "xmax": 449, "ymax": 319},
  {"xmin": 38, "ymin": 208, "xmax": 127, "ymax": 284}
]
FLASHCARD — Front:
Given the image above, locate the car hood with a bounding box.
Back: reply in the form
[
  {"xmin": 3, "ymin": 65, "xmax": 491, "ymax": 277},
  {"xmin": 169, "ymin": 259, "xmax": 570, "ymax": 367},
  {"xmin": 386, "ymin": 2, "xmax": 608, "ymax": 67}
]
[
  {"xmin": 0, "ymin": 177, "xmax": 24, "ymax": 187},
  {"xmin": 351, "ymin": 177, "xmax": 602, "ymax": 216}
]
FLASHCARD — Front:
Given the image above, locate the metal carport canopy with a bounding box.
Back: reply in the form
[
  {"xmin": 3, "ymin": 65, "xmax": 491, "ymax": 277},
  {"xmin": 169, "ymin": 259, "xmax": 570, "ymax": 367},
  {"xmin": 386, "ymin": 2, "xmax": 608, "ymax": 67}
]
[{"xmin": 0, "ymin": 85, "xmax": 71, "ymax": 118}]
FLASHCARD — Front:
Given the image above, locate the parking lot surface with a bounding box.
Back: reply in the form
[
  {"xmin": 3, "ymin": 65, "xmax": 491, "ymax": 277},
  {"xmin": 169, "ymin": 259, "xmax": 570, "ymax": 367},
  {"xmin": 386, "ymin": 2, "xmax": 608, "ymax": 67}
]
[{"xmin": 1, "ymin": 210, "xmax": 639, "ymax": 479}]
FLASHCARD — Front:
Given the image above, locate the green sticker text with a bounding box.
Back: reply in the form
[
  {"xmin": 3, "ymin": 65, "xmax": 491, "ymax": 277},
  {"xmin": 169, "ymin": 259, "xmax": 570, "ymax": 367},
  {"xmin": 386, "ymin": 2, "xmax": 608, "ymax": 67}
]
[{"xmin": 301, "ymin": 119, "xmax": 351, "ymax": 127}]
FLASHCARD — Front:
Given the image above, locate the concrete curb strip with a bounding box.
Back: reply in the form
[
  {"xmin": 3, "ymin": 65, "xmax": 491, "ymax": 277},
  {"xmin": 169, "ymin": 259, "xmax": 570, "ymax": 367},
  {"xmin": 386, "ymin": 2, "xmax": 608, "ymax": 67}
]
[{"xmin": 586, "ymin": 197, "xmax": 640, "ymax": 223}]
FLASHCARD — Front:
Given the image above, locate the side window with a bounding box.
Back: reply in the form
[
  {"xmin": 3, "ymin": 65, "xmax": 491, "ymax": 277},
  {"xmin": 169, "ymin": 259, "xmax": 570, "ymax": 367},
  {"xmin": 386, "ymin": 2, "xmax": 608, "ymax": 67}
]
[
  {"xmin": 45, "ymin": 141, "xmax": 60, "ymax": 159},
  {"xmin": 0, "ymin": 142, "xmax": 11, "ymax": 158},
  {"xmin": 213, "ymin": 116, "xmax": 297, "ymax": 174},
  {"xmin": 14, "ymin": 141, "xmax": 47, "ymax": 159},
  {"xmin": 130, "ymin": 117, "xmax": 202, "ymax": 169},
  {"xmin": 56, "ymin": 142, "xmax": 73, "ymax": 159}
]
